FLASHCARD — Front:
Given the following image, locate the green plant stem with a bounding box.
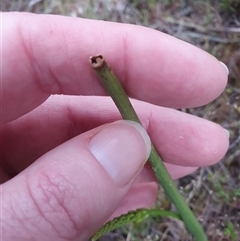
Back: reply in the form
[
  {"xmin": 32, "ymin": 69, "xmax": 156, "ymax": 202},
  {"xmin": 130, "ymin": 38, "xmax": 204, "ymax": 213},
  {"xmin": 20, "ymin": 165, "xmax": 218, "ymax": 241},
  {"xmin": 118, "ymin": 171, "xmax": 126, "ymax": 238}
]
[{"xmin": 90, "ymin": 55, "xmax": 207, "ymax": 241}]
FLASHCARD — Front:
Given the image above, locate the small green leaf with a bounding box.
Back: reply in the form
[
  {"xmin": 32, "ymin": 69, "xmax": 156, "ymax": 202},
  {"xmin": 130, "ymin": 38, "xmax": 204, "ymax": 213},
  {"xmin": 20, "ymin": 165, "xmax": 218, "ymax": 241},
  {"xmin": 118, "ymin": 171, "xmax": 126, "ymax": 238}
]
[{"xmin": 223, "ymin": 222, "xmax": 237, "ymax": 241}]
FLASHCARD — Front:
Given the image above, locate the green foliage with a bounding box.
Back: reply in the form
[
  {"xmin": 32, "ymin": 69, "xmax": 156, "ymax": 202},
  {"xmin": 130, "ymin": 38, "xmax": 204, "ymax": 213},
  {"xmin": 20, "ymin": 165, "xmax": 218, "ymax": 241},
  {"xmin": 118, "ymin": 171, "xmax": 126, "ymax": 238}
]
[
  {"xmin": 233, "ymin": 189, "xmax": 240, "ymax": 196},
  {"xmin": 220, "ymin": 0, "xmax": 238, "ymax": 12},
  {"xmin": 223, "ymin": 222, "xmax": 238, "ymax": 241},
  {"xmin": 207, "ymin": 172, "xmax": 240, "ymax": 204}
]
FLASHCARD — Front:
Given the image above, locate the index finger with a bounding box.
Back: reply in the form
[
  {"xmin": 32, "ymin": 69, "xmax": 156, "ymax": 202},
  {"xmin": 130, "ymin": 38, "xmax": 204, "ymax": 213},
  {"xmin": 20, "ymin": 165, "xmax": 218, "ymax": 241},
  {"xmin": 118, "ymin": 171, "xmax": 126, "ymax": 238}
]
[{"xmin": 2, "ymin": 12, "xmax": 228, "ymax": 124}]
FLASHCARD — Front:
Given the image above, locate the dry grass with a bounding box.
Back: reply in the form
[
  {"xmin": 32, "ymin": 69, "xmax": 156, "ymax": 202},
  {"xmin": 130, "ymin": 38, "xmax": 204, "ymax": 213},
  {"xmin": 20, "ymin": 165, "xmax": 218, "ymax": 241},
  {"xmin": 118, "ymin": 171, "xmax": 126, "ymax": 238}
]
[{"xmin": 2, "ymin": 0, "xmax": 240, "ymax": 240}]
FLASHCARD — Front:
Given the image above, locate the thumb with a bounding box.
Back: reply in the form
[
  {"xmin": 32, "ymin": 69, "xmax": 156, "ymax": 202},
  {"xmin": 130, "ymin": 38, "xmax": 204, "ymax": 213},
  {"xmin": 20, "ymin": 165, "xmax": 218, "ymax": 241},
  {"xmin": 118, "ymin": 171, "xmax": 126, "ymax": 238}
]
[{"xmin": 2, "ymin": 120, "xmax": 151, "ymax": 241}]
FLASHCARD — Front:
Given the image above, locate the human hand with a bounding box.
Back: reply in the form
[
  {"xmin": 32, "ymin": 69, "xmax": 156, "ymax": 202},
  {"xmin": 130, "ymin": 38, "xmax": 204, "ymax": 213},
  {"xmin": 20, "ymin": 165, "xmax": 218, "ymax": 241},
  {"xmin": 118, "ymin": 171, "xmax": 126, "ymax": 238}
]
[{"xmin": 1, "ymin": 12, "xmax": 229, "ymax": 241}]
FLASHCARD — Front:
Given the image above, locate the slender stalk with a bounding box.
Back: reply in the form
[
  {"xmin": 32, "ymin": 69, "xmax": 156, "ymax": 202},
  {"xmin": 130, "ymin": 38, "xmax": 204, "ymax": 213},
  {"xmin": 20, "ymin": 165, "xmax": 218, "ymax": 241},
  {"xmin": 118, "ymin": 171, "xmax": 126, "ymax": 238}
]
[{"xmin": 90, "ymin": 55, "xmax": 207, "ymax": 241}]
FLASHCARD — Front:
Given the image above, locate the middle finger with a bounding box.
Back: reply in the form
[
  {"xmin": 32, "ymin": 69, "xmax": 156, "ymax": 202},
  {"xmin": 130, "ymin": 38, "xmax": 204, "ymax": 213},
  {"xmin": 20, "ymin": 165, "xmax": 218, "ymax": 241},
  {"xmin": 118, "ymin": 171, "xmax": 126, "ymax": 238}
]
[{"xmin": 2, "ymin": 95, "xmax": 229, "ymax": 174}]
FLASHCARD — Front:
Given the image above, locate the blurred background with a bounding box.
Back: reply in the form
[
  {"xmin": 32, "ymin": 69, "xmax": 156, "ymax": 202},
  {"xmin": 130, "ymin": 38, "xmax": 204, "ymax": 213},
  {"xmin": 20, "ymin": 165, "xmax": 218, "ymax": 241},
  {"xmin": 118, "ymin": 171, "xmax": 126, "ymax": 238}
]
[{"xmin": 2, "ymin": 1, "xmax": 240, "ymax": 240}]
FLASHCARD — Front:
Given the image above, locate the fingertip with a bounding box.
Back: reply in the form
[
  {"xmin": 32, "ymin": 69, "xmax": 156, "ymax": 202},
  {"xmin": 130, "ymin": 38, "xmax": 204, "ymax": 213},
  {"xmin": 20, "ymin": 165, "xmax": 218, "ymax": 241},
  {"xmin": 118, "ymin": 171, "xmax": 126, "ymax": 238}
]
[{"xmin": 148, "ymin": 108, "xmax": 230, "ymax": 167}]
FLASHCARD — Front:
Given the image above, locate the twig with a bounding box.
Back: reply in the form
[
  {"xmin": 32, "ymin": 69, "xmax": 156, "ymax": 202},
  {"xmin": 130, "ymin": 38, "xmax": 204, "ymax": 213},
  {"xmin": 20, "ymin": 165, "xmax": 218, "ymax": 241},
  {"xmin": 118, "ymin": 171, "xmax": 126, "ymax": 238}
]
[
  {"xmin": 162, "ymin": 17, "xmax": 240, "ymax": 33},
  {"xmin": 184, "ymin": 31, "xmax": 240, "ymax": 43},
  {"xmin": 90, "ymin": 55, "xmax": 207, "ymax": 241}
]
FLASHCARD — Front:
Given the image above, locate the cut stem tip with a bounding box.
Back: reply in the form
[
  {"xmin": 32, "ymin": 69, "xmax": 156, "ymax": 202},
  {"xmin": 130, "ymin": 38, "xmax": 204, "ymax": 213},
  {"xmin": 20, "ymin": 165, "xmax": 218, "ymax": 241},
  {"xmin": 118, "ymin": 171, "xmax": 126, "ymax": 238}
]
[{"xmin": 90, "ymin": 55, "xmax": 105, "ymax": 69}]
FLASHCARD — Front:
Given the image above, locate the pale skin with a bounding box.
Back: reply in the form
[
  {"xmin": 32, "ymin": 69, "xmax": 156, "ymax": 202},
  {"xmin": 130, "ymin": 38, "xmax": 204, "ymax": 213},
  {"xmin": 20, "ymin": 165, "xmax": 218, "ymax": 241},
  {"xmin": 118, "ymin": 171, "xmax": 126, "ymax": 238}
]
[{"xmin": 1, "ymin": 12, "xmax": 229, "ymax": 241}]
